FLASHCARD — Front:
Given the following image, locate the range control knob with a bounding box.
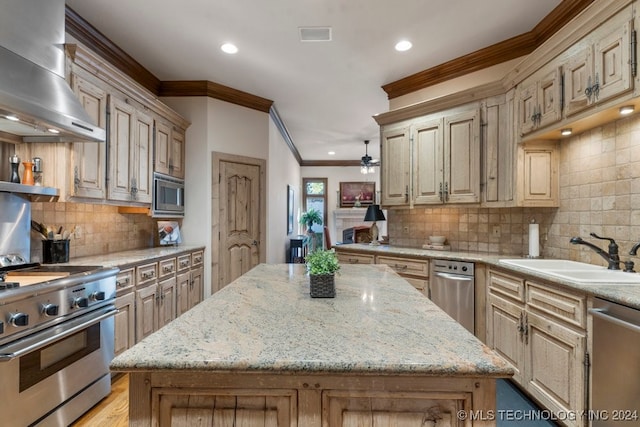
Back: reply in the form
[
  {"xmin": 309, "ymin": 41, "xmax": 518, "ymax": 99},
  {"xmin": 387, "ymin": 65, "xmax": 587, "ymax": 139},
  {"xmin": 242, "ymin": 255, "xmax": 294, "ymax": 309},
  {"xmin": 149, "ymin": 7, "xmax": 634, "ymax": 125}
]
[
  {"xmin": 9, "ymin": 313, "xmax": 29, "ymax": 327},
  {"xmin": 0, "ymin": 321, "xmax": 4, "ymax": 334},
  {"xmin": 42, "ymin": 303, "xmax": 59, "ymax": 317},
  {"xmin": 72, "ymin": 297, "xmax": 89, "ymax": 309},
  {"xmin": 90, "ymin": 291, "xmax": 106, "ymax": 301},
  {"xmin": 461, "ymin": 266, "xmax": 468, "ymax": 272}
]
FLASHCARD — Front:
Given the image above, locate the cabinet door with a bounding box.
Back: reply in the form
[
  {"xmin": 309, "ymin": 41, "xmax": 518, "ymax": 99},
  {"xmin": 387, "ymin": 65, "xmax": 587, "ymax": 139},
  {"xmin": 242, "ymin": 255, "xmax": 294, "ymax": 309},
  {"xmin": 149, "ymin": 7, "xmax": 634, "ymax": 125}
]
[
  {"xmin": 486, "ymin": 294, "xmax": 525, "ymax": 384},
  {"xmin": 176, "ymin": 270, "xmax": 191, "ymax": 316},
  {"xmin": 444, "ymin": 108, "xmax": 480, "ymax": 203},
  {"xmin": 114, "ymin": 292, "xmax": 135, "ymax": 356},
  {"xmin": 594, "ymin": 18, "xmax": 632, "ymax": 104},
  {"xmin": 190, "ymin": 266, "xmax": 204, "ymax": 310},
  {"xmin": 381, "ymin": 126, "xmax": 411, "ymax": 206},
  {"xmin": 517, "ymin": 141, "xmax": 559, "ymax": 207},
  {"xmin": 517, "ymin": 80, "xmax": 537, "ymax": 136},
  {"xmin": 525, "ymin": 311, "xmax": 586, "ymax": 425},
  {"xmin": 154, "ymin": 121, "xmax": 171, "ymax": 176},
  {"xmin": 108, "ymin": 96, "xmax": 136, "ymax": 202},
  {"xmin": 482, "ymin": 95, "xmax": 514, "ymax": 204},
  {"xmin": 536, "ymin": 67, "xmax": 562, "ymax": 129},
  {"xmin": 412, "ymin": 118, "xmax": 443, "ymax": 205},
  {"xmin": 136, "ymin": 284, "xmax": 159, "ymax": 341},
  {"xmin": 564, "ymin": 46, "xmax": 594, "ymax": 116},
  {"xmin": 170, "ymin": 127, "xmax": 185, "ymax": 179},
  {"xmin": 132, "ymin": 110, "xmax": 154, "ymax": 203},
  {"xmin": 71, "ymin": 74, "xmax": 107, "ymax": 199},
  {"xmin": 158, "ymin": 277, "xmax": 177, "ymax": 329}
]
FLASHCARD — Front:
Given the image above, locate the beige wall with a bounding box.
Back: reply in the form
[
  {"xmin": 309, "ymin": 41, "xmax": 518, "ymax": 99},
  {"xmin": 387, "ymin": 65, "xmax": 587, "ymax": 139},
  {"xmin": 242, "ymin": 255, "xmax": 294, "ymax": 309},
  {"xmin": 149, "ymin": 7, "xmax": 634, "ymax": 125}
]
[{"xmin": 388, "ymin": 111, "xmax": 640, "ymax": 267}]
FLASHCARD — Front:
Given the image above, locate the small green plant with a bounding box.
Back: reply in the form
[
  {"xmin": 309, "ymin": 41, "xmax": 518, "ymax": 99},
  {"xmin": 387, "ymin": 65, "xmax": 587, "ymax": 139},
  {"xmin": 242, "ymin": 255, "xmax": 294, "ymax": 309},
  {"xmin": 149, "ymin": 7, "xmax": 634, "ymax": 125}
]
[
  {"xmin": 299, "ymin": 208, "xmax": 323, "ymax": 228},
  {"xmin": 305, "ymin": 249, "xmax": 340, "ymax": 275}
]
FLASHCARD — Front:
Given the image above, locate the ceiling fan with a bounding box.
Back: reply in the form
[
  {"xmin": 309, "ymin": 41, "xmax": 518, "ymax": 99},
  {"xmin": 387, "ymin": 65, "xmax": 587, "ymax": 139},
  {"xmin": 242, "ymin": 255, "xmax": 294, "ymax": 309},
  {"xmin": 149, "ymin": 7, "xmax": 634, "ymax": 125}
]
[{"xmin": 360, "ymin": 140, "xmax": 379, "ymax": 174}]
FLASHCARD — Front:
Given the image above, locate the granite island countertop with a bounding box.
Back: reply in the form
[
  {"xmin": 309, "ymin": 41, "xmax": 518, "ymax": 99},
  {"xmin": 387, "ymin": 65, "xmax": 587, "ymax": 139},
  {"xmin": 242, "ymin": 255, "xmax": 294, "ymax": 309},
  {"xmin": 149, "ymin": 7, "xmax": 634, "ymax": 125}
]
[
  {"xmin": 111, "ymin": 263, "xmax": 513, "ymax": 377},
  {"xmin": 335, "ymin": 243, "xmax": 640, "ymax": 309}
]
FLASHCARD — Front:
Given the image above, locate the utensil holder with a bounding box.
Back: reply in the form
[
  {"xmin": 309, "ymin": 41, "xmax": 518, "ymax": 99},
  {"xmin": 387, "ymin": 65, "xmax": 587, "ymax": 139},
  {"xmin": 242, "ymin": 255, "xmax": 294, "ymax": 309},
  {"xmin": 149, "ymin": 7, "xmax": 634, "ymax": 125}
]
[{"xmin": 42, "ymin": 240, "xmax": 69, "ymax": 264}]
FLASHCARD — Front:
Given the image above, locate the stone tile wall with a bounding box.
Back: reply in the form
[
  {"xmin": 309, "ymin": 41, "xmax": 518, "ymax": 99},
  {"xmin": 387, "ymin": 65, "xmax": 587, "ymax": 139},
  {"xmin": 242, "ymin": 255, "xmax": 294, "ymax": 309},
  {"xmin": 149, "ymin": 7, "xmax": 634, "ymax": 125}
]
[
  {"xmin": 388, "ymin": 112, "xmax": 640, "ymax": 266},
  {"xmin": 30, "ymin": 202, "xmax": 157, "ymax": 262}
]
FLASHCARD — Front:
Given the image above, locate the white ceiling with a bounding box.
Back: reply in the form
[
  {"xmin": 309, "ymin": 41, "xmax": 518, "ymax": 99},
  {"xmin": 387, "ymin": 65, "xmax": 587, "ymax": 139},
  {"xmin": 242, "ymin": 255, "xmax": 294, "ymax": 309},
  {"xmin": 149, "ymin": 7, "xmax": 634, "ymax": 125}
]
[{"xmin": 65, "ymin": 0, "xmax": 561, "ymax": 162}]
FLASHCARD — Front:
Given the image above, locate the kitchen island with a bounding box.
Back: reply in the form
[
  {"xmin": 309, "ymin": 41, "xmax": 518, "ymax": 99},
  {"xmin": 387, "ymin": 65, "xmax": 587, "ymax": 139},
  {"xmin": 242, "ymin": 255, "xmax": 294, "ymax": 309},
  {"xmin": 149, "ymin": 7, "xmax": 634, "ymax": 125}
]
[{"xmin": 111, "ymin": 263, "xmax": 512, "ymax": 426}]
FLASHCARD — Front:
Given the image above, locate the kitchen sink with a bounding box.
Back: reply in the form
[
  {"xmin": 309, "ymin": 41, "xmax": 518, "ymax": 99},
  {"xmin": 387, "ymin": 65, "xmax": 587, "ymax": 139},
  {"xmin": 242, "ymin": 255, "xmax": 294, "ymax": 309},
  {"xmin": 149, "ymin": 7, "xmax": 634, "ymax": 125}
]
[{"xmin": 498, "ymin": 259, "xmax": 640, "ymax": 284}]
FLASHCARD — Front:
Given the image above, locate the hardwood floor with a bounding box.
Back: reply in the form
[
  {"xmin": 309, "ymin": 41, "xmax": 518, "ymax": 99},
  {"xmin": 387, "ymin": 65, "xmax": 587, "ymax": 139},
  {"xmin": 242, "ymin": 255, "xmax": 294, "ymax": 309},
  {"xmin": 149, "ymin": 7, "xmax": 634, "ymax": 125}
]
[{"xmin": 71, "ymin": 374, "xmax": 129, "ymax": 427}]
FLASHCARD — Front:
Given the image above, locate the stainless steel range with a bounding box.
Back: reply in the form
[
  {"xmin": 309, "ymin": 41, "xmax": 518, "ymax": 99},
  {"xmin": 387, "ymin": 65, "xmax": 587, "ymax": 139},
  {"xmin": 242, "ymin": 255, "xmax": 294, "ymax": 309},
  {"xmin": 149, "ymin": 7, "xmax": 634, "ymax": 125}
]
[{"xmin": 0, "ymin": 193, "xmax": 118, "ymax": 426}]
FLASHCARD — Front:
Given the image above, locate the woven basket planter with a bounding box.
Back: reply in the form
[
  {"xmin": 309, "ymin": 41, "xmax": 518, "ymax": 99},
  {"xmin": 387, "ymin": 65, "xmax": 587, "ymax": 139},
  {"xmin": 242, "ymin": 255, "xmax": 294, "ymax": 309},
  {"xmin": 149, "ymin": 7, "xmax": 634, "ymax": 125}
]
[{"xmin": 309, "ymin": 273, "xmax": 335, "ymax": 298}]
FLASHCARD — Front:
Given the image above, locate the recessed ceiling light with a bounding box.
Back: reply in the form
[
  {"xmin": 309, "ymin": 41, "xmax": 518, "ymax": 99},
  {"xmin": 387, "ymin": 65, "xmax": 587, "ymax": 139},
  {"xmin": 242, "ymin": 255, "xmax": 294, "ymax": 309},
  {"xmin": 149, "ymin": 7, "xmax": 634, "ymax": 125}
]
[
  {"xmin": 395, "ymin": 40, "xmax": 412, "ymax": 52},
  {"xmin": 620, "ymin": 105, "xmax": 634, "ymax": 115},
  {"xmin": 561, "ymin": 128, "xmax": 572, "ymax": 136},
  {"xmin": 221, "ymin": 43, "xmax": 238, "ymax": 54},
  {"xmin": 5, "ymin": 115, "xmax": 19, "ymax": 121},
  {"xmin": 328, "ymin": 151, "xmax": 335, "ymax": 155}
]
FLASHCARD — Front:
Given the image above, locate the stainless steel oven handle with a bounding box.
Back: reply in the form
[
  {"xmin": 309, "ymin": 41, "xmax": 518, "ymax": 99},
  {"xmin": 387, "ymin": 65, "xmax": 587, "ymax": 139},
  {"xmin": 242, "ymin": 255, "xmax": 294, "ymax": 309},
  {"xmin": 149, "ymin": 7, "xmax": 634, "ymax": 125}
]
[
  {"xmin": 588, "ymin": 308, "xmax": 640, "ymax": 333},
  {"xmin": 434, "ymin": 272, "xmax": 473, "ymax": 281},
  {"xmin": 0, "ymin": 306, "xmax": 118, "ymax": 362}
]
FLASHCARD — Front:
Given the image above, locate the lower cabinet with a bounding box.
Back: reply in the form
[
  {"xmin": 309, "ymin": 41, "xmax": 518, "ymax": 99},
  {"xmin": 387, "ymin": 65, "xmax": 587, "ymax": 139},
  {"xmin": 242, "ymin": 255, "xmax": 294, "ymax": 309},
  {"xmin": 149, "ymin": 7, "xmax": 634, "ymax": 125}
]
[
  {"xmin": 335, "ymin": 252, "xmax": 375, "ymax": 265},
  {"xmin": 375, "ymin": 255, "xmax": 429, "ymax": 296},
  {"xmin": 113, "ymin": 249, "xmax": 205, "ymax": 355},
  {"xmin": 486, "ymin": 269, "xmax": 587, "ymax": 427}
]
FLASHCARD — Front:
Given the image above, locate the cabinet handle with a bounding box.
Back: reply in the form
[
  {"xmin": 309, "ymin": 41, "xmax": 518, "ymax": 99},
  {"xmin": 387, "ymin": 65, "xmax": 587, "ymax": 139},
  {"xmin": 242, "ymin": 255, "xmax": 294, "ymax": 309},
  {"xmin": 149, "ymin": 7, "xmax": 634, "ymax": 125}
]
[
  {"xmin": 591, "ymin": 73, "xmax": 600, "ymax": 101},
  {"xmin": 444, "ymin": 182, "xmax": 449, "ymax": 202},
  {"xmin": 394, "ymin": 264, "xmax": 408, "ymax": 271},
  {"xmin": 523, "ymin": 313, "xmax": 529, "ymax": 345},
  {"xmin": 439, "ymin": 182, "xmax": 444, "ymax": 202},
  {"xmin": 404, "ymin": 185, "xmax": 409, "ymax": 202},
  {"xmin": 517, "ymin": 312, "xmax": 525, "ymax": 340},
  {"xmin": 74, "ymin": 167, "xmax": 80, "ymax": 193},
  {"xmin": 116, "ymin": 277, "xmax": 130, "ymax": 287},
  {"xmin": 180, "ymin": 261, "xmax": 189, "ymax": 268},
  {"xmin": 348, "ymin": 258, "xmax": 360, "ymax": 264},
  {"xmin": 163, "ymin": 266, "xmax": 173, "ymax": 273}
]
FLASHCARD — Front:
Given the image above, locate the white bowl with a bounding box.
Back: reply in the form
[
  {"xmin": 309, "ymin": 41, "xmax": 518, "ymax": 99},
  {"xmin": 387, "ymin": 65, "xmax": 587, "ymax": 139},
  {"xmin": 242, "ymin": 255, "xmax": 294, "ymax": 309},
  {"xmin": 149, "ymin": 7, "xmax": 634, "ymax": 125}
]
[{"xmin": 429, "ymin": 236, "xmax": 446, "ymax": 244}]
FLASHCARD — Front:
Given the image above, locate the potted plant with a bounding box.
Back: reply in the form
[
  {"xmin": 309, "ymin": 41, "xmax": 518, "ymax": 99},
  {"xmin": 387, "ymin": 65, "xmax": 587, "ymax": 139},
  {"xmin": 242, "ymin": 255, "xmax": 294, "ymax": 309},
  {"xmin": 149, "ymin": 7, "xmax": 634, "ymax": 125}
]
[
  {"xmin": 305, "ymin": 249, "xmax": 340, "ymax": 298},
  {"xmin": 299, "ymin": 208, "xmax": 323, "ymax": 230}
]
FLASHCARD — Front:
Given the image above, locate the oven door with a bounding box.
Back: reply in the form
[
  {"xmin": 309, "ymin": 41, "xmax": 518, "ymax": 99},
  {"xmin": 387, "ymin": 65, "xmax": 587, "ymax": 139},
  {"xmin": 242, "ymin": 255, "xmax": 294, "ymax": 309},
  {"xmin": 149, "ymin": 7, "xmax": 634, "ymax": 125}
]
[{"xmin": 0, "ymin": 305, "xmax": 116, "ymax": 426}]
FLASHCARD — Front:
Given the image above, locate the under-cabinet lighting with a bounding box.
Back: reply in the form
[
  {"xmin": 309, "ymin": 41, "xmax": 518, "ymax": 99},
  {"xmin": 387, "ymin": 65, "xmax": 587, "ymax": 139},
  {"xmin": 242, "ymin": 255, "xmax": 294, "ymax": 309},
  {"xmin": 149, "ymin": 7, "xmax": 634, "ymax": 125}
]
[
  {"xmin": 620, "ymin": 105, "xmax": 635, "ymax": 115},
  {"xmin": 47, "ymin": 128, "xmax": 60, "ymax": 134},
  {"xmin": 561, "ymin": 128, "xmax": 572, "ymax": 136},
  {"xmin": 5, "ymin": 115, "xmax": 19, "ymax": 121}
]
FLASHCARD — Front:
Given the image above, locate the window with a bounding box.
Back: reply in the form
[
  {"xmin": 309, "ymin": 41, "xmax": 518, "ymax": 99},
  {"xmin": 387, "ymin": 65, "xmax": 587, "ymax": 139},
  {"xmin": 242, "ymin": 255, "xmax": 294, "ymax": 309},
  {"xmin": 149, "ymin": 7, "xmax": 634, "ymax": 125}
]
[{"xmin": 302, "ymin": 177, "xmax": 328, "ymax": 235}]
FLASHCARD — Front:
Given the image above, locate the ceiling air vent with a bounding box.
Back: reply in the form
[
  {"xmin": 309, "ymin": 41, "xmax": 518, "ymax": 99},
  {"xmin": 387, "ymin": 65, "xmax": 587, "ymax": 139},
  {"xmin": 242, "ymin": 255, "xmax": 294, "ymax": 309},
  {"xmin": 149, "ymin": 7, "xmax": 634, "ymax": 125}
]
[{"xmin": 299, "ymin": 27, "xmax": 332, "ymax": 42}]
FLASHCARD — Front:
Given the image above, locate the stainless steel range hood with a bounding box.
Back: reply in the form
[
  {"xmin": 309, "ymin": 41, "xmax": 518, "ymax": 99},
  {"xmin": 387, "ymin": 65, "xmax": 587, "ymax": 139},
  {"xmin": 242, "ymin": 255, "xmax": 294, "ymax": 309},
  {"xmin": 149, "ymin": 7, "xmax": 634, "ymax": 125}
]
[{"xmin": 0, "ymin": 0, "xmax": 105, "ymax": 143}]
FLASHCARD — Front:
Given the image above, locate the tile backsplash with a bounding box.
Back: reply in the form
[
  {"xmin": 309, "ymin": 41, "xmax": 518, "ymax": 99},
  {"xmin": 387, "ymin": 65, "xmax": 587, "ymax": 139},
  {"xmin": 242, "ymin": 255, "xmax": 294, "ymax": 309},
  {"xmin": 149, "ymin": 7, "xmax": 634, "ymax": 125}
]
[
  {"xmin": 30, "ymin": 202, "xmax": 156, "ymax": 262},
  {"xmin": 388, "ymin": 111, "xmax": 640, "ymax": 266}
]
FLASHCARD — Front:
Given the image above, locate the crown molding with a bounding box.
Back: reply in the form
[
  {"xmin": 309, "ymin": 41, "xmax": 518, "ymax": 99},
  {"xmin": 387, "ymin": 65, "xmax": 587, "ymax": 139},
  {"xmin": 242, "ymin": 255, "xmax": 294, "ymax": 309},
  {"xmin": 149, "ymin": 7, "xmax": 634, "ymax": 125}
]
[
  {"xmin": 381, "ymin": 0, "xmax": 594, "ymax": 99},
  {"xmin": 160, "ymin": 81, "xmax": 273, "ymax": 113}
]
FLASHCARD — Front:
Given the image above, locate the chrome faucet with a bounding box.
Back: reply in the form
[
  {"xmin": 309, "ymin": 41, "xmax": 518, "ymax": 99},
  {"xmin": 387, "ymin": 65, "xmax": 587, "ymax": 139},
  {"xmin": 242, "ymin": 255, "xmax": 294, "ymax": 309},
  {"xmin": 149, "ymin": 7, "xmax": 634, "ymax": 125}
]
[{"xmin": 569, "ymin": 233, "xmax": 621, "ymax": 270}]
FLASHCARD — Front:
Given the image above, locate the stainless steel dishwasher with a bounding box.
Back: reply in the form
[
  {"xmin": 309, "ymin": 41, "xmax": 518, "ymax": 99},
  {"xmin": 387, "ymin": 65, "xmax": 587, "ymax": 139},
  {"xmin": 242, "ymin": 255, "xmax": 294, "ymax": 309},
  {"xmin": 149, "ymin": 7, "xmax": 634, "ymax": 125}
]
[
  {"xmin": 430, "ymin": 259, "xmax": 475, "ymax": 334},
  {"xmin": 589, "ymin": 298, "xmax": 640, "ymax": 427}
]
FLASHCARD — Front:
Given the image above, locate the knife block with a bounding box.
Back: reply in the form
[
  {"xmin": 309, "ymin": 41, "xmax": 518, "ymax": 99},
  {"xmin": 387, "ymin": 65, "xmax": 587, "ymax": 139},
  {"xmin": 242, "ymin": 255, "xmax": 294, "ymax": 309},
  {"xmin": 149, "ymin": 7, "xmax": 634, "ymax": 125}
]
[{"xmin": 42, "ymin": 240, "xmax": 69, "ymax": 264}]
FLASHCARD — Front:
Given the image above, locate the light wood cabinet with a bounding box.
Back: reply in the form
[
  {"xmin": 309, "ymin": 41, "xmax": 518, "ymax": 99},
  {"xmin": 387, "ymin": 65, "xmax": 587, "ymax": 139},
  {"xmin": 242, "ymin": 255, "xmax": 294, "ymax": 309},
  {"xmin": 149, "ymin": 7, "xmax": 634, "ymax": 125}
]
[
  {"xmin": 335, "ymin": 252, "xmax": 375, "ymax": 265},
  {"xmin": 158, "ymin": 277, "xmax": 177, "ymax": 329},
  {"xmin": 376, "ymin": 255, "xmax": 429, "ymax": 296},
  {"xmin": 516, "ymin": 141, "xmax": 559, "ymax": 207},
  {"xmin": 486, "ymin": 269, "xmax": 587, "ymax": 427},
  {"xmin": 482, "ymin": 92, "xmax": 515, "ymax": 206},
  {"xmin": 135, "ymin": 282, "xmax": 159, "ymax": 342},
  {"xmin": 517, "ymin": 66, "xmax": 562, "ymax": 136},
  {"xmin": 107, "ymin": 96, "xmax": 153, "ymax": 203},
  {"xmin": 381, "ymin": 104, "xmax": 480, "ymax": 207},
  {"xmin": 154, "ymin": 120, "xmax": 186, "ymax": 179},
  {"xmin": 114, "ymin": 268, "xmax": 136, "ymax": 357},
  {"xmin": 70, "ymin": 74, "xmax": 108, "ymax": 200}
]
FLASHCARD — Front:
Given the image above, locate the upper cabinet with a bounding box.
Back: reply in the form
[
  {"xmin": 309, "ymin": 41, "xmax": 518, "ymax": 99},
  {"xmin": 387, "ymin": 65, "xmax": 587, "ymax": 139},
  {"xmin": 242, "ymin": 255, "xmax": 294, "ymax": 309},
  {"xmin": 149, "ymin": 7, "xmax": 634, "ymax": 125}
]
[
  {"xmin": 380, "ymin": 103, "xmax": 480, "ymax": 207},
  {"xmin": 516, "ymin": 2, "xmax": 636, "ymax": 139},
  {"xmin": 17, "ymin": 44, "xmax": 190, "ymax": 206}
]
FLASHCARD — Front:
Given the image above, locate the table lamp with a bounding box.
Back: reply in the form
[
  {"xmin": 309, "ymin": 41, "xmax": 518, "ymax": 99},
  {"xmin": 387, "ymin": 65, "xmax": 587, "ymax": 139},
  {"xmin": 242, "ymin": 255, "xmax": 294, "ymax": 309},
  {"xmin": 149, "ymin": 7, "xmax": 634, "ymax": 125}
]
[{"xmin": 364, "ymin": 204, "xmax": 386, "ymax": 246}]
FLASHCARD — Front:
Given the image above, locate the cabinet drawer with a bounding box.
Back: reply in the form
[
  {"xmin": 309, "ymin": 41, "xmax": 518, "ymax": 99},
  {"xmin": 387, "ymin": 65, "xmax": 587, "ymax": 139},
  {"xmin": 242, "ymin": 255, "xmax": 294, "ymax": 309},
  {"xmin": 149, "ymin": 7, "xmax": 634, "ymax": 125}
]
[
  {"xmin": 403, "ymin": 276, "xmax": 429, "ymax": 296},
  {"xmin": 336, "ymin": 252, "xmax": 374, "ymax": 264},
  {"xmin": 376, "ymin": 256, "xmax": 429, "ymax": 278},
  {"xmin": 489, "ymin": 269, "xmax": 525, "ymax": 302},
  {"xmin": 177, "ymin": 254, "xmax": 191, "ymax": 272},
  {"xmin": 526, "ymin": 281, "xmax": 586, "ymax": 328},
  {"xmin": 137, "ymin": 262, "xmax": 158, "ymax": 286},
  {"xmin": 191, "ymin": 250, "xmax": 204, "ymax": 267},
  {"xmin": 115, "ymin": 268, "xmax": 135, "ymax": 297},
  {"xmin": 159, "ymin": 258, "xmax": 176, "ymax": 279}
]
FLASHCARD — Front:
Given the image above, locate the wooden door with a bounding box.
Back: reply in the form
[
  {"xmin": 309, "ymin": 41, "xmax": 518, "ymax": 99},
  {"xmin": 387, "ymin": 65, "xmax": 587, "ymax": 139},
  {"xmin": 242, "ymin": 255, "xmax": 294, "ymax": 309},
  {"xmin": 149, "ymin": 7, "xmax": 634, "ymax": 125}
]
[
  {"xmin": 71, "ymin": 74, "xmax": 107, "ymax": 199},
  {"xmin": 215, "ymin": 154, "xmax": 266, "ymax": 290},
  {"xmin": 444, "ymin": 108, "xmax": 480, "ymax": 203},
  {"xmin": 190, "ymin": 266, "xmax": 204, "ymax": 309},
  {"xmin": 380, "ymin": 126, "xmax": 411, "ymax": 206},
  {"xmin": 154, "ymin": 120, "xmax": 171, "ymax": 176},
  {"xmin": 170, "ymin": 127, "xmax": 185, "ymax": 178},
  {"xmin": 132, "ymin": 110, "xmax": 153, "ymax": 203},
  {"xmin": 564, "ymin": 46, "xmax": 593, "ymax": 116},
  {"xmin": 412, "ymin": 118, "xmax": 443, "ymax": 205},
  {"xmin": 517, "ymin": 141, "xmax": 559, "ymax": 207},
  {"xmin": 536, "ymin": 67, "xmax": 562, "ymax": 129},
  {"xmin": 158, "ymin": 277, "xmax": 176, "ymax": 329},
  {"xmin": 486, "ymin": 294, "xmax": 525, "ymax": 385},
  {"xmin": 594, "ymin": 19, "xmax": 632, "ymax": 104},
  {"xmin": 135, "ymin": 284, "xmax": 158, "ymax": 341},
  {"xmin": 517, "ymin": 80, "xmax": 537, "ymax": 136},
  {"xmin": 176, "ymin": 270, "xmax": 191, "ymax": 317},
  {"xmin": 114, "ymin": 292, "xmax": 135, "ymax": 356}
]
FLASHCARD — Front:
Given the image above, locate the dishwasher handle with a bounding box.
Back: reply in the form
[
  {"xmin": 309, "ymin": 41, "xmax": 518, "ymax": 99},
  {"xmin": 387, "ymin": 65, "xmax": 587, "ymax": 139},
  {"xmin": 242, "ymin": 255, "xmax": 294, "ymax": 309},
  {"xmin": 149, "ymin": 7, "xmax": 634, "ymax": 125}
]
[
  {"xmin": 434, "ymin": 272, "xmax": 474, "ymax": 281},
  {"xmin": 589, "ymin": 308, "xmax": 640, "ymax": 333}
]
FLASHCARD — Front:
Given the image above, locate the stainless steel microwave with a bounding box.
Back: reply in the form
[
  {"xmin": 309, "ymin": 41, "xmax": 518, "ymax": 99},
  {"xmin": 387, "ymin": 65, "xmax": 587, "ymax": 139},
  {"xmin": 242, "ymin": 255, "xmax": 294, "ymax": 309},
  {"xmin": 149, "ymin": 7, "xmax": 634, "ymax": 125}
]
[{"xmin": 152, "ymin": 172, "xmax": 184, "ymax": 217}]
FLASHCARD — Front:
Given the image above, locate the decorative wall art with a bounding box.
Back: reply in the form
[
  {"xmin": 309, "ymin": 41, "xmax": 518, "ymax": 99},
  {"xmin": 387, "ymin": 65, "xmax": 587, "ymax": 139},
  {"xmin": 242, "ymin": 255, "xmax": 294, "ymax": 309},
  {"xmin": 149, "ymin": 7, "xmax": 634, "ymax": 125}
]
[{"xmin": 339, "ymin": 182, "xmax": 375, "ymax": 208}]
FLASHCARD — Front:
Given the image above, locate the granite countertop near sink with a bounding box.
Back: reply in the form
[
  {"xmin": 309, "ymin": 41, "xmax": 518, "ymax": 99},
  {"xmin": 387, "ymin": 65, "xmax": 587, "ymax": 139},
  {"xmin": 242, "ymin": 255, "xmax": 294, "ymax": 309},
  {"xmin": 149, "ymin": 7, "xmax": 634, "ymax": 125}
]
[
  {"xmin": 111, "ymin": 263, "xmax": 513, "ymax": 377},
  {"xmin": 335, "ymin": 244, "xmax": 640, "ymax": 309},
  {"xmin": 60, "ymin": 245, "xmax": 205, "ymax": 269}
]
